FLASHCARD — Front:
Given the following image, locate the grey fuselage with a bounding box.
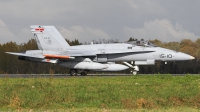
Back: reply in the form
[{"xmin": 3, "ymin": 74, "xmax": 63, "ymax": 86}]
[{"xmin": 62, "ymin": 43, "xmax": 193, "ymax": 63}]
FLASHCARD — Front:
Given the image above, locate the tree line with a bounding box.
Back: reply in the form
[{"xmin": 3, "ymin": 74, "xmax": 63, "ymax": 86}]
[{"xmin": 0, "ymin": 38, "xmax": 199, "ymax": 74}]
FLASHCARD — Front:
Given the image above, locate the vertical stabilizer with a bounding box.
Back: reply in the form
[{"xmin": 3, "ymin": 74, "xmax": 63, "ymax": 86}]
[{"xmin": 30, "ymin": 25, "xmax": 70, "ymax": 51}]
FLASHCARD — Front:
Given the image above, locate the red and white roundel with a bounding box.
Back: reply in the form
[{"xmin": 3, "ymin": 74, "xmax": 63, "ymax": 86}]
[{"xmin": 35, "ymin": 28, "xmax": 44, "ymax": 32}]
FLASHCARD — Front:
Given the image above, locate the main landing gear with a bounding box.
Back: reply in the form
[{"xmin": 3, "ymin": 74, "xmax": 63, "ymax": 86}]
[
  {"xmin": 69, "ymin": 69, "xmax": 78, "ymax": 76},
  {"xmin": 69, "ymin": 69, "xmax": 88, "ymax": 76}
]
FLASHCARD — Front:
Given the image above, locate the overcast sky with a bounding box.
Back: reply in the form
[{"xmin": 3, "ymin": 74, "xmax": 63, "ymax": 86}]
[{"xmin": 0, "ymin": 0, "xmax": 200, "ymax": 44}]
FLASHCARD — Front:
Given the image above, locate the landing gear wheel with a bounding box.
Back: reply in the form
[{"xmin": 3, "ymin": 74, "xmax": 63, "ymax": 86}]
[
  {"xmin": 80, "ymin": 72, "xmax": 87, "ymax": 76},
  {"xmin": 132, "ymin": 71, "xmax": 137, "ymax": 75},
  {"xmin": 70, "ymin": 69, "xmax": 78, "ymax": 76}
]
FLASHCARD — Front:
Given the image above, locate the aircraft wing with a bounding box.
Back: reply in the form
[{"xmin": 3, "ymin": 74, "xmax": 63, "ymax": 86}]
[
  {"xmin": 59, "ymin": 49, "xmax": 154, "ymax": 57},
  {"xmin": 6, "ymin": 49, "xmax": 155, "ymax": 59}
]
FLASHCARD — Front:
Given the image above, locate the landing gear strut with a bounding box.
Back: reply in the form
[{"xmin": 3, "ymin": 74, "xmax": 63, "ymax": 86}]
[{"xmin": 123, "ymin": 62, "xmax": 139, "ymax": 75}]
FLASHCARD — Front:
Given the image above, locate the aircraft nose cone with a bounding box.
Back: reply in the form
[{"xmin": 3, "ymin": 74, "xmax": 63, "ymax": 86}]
[
  {"xmin": 176, "ymin": 52, "xmax": 195, "ymax": 60},
  {"xmin": 190, "ymin": 56, "xmax": 195, "ymax": 60}
]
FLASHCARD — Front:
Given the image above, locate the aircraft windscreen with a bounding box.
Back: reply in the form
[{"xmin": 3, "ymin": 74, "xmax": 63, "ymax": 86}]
[{"xmin": 127, "ymin": 41, "xmax": 157, "ymax": 47}]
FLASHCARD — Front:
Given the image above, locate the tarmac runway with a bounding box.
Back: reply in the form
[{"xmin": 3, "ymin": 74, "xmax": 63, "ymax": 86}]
[
  {"xmin": 0, "ymin": 74, "xmax": 133, "ymax": 78},
  {"xmin": 0, "ymin": 74, "xmax": 198, "ymax": 78}
]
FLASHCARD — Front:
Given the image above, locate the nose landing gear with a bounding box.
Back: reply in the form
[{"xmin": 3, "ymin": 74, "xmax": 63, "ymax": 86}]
[
  {"xmin": 123, "ymin": 61, "xmax": 139, "ymax": 75},
  {"xmin": 132, "ymin": 65, "xmax": 139, "ymax": 75}
]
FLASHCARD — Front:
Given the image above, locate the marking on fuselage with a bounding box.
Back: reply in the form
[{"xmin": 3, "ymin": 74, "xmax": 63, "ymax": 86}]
[{"xmin": 160, "ymin": 54, "xmax": 173, "ymax": 58}]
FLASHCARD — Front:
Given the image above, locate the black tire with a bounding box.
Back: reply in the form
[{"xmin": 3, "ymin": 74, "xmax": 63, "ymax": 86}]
[{"xmin": 70, "ymin": 69, "xmax": 78, "ymax": 76}]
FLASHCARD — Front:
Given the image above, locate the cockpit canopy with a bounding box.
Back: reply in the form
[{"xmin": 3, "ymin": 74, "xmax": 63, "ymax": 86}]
[{"xmin": 126, "ymin": 41, "xmax": 157, "ymax": 47}]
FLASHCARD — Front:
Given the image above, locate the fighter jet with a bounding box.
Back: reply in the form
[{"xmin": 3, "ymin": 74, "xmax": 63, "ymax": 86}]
[{"xmin": 6, "ymin": 25, "xmax": 195, "ymax": 75}]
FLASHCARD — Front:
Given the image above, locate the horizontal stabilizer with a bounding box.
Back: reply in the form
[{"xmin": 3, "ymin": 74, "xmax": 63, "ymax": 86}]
[{"xmin": 6, "ymin": 52, "xmax": 44, "ymax": 58}]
